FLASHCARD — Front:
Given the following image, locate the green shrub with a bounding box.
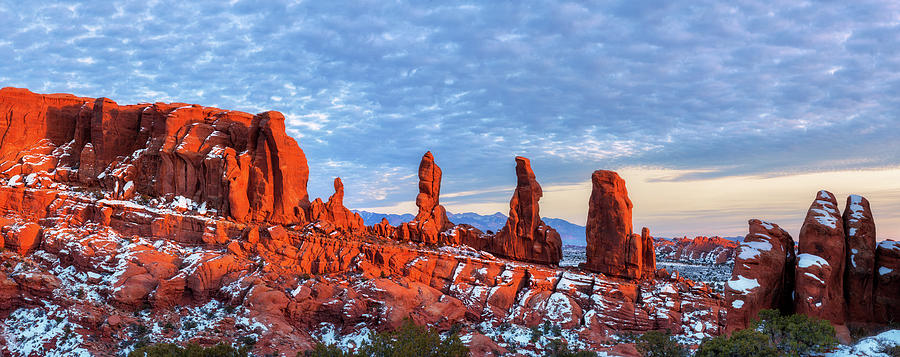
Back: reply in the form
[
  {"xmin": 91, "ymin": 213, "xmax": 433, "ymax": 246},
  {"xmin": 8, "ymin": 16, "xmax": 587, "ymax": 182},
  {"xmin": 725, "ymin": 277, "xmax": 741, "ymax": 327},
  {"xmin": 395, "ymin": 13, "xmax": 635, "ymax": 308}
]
[
  {"xmin": 302, "ymin": 319, "xmax": 468, "ymax": 357},
  {"xmin": 359, "ymin": 319, "xmax": 468, "ymax": 357},
  {"xmin": 128, "ymin": 342, "xmax": 248, "ymax": 357},
  {"xmin": 530, "ymin": 326, "xmax": 542, "ymax": 343},
  {"xmin": 635, "ymin": 331, "xmax": 688, "ymax": 357},
  {"xmin": 304, "ymin": 343, "xmax": 352, "ymax": 357},
  {"xmin": 546, "ymin": 339, "xmax": 598, "ymax": 357},
  {"xmin": 695, "ymin": 329, "xmax": 779, "ymax": 357},
  {"xmin": 183, "ymin": 320, "xmax": 198, "ymax": 330},
  {"xmin": 753, "ymin": 309, "xmax": 837, "ymax": 357}
]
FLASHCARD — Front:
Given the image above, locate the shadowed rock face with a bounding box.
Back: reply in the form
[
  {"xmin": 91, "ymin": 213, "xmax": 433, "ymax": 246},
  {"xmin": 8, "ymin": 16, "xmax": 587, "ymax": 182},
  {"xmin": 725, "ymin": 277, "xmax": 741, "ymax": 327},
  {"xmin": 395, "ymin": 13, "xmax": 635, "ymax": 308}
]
[
  {"xmin": 724, "ymin": 191, "xmax": 900, "ymax": 344},
  {"xmin": 874, "ymin": 240, "xmax": 900, "ymax": 324},
  {"xmin": 0, "ymin": 87, "xmax": 311, "ymax": 225},
  {"xmin": 491, "ymin": 157, "xmax": 562, "ymax": 265},
  {"xmin": 795, "ymin": 190, "xmax": 846, "ymax": 325},
  {"xmin": 843, "ymin": 194, "xmax": 876, "ymax": 324},
  {"xmin": 584, "ymin": 170, "xmax": 654, "ymax": 279},
  {"xmin": 725, "ymin": 219, "xmax": 795, "ymax": 334}
]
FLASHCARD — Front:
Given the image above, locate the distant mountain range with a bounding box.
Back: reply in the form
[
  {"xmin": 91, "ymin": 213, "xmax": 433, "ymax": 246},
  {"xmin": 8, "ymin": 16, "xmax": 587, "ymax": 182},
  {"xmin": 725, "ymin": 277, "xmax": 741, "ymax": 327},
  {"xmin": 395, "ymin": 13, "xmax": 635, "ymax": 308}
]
[{"xmin": 355, "ymin": 210, "xmax": 588, "ymax": 246}]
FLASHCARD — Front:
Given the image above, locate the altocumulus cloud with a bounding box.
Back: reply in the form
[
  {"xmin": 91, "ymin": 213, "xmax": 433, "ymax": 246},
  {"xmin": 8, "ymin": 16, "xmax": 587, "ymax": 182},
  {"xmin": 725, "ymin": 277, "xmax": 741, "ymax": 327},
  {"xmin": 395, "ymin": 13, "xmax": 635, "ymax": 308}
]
[{"xmin": 1, "ymin": 0, "xmax": 900, "ymax": 212}]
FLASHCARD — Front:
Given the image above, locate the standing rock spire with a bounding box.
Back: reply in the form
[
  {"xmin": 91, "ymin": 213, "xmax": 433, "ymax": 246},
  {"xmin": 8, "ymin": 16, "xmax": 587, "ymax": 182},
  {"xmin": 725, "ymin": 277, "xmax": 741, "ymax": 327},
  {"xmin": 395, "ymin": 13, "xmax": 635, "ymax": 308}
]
[
  {"xmin": 415, "ymin": 151, "xmax": 452, "ymax": 232},
  {"xmin": 842, "ymin": 194, "xmax": 876, "ymax": 324},
  {"xmin": 795, "ymin": 190, "xmax": 846, "ymax": 328},
  {"xmin": 583, "ymin": 170, "xmax": 653, "ymax": 279},
  {"xmin": 395, "ymin": 151, "xmax": 453, "ymax": 244},
  {"xmin": 491, "ymin": 156, "xmax": 562, "ymax": 265},
  {"xmin": 641, "ymin": 227, "xmax": 656, "ymax": 276}
]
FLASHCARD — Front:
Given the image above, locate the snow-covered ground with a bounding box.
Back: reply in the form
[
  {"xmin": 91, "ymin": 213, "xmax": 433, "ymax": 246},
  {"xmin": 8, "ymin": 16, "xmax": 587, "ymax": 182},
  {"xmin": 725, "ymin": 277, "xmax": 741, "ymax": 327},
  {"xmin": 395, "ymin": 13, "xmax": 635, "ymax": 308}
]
[
  {"xmin": 827, "ymin": 330, "xmax": 900, "ymax": 357},
  {"xmin": 561, "ymin": 246, "xmax": 733, "ymax": 292}
]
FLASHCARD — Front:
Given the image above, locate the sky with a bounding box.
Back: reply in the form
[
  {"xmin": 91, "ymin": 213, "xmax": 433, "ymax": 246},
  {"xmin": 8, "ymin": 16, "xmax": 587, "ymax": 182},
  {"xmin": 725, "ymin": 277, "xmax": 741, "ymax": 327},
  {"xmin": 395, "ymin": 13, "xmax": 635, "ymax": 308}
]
[{"xmin": 2, "ymin": 1, "xmax": 900, "ymax": 239}]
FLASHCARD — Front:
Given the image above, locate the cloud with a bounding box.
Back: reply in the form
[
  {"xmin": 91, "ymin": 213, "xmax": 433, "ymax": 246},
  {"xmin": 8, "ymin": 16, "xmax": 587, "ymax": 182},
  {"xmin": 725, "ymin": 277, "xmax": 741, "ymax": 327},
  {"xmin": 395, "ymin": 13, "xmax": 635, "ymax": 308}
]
[{"xmin": 3, "ymin": 0, "xmax": 900, "ymax": 235}]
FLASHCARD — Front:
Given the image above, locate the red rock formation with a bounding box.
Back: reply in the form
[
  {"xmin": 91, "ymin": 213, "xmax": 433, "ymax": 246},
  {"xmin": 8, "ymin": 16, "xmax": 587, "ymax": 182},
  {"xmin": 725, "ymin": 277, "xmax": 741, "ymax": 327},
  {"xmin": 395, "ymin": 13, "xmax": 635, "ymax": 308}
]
[
  {"xmin": 795, "ymin": 190, "xmax": 846, "ymax": 326},
  {"xmin": 725, "ymin": 219, "xmax": 795, "ymax": 333},
  {"xmin": 656, "ymin": 236, "xmax": 740, "ymax": 265},
  {"xmin": 584, "ymin": 170, "xmax": 650, "ymax": 279},
  {"xmin": 842, "ymin": 194, "xmax": 876, "ymax": 324},
  {"xmin": 874, "ymin": 240, "xmax": 900, "ymax": 324},
  {"xmin": 396, "ymin": 152, "xmax": 453, "ymax": 244},
  {"xmin": 368, "ymin": 217, "xmax": 395, "ymax": 237},
  {"xmin": 490, "ymin": 157, "xmax": 562, "ymax": 265},
  {"xmin": 0, "ymin": 88, "xmax": 85, "ymax": 166},
  {"xmin": 0, "ymin": 89, "xmax": 732, "ymax": 356},
  {"xmin": 641, "ymin": 228, "xmax": 656, "ymax": 276},
  {"xmin": 0, "ymin": 87, "xmax": 311, "ymax": 225},
  {"xmin": 3, "ymin": 222, "xmax": 42, "ymax": 255},
  {"xmin": 309, "ymin": 178, "xmax": 364, "ymax": 232}
]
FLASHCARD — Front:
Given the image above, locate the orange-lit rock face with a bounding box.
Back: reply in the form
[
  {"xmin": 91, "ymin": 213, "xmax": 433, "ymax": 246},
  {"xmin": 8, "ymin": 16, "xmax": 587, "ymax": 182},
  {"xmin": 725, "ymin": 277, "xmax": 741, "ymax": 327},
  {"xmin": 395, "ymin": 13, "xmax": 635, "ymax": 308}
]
[
  {"xmin": 584, "ymin": 170, "xmax": 653, "ymax": 279},
  {"xmin": 0, "ymin": 87, "xmax": 310, "ymax": 225},
  {"xmin": 491, "ymin": 156, "xmax": 562, "ymax": 265},
  {"xmin": 309, "ymin": 178, "xmax": 365, "ymax": 233}
]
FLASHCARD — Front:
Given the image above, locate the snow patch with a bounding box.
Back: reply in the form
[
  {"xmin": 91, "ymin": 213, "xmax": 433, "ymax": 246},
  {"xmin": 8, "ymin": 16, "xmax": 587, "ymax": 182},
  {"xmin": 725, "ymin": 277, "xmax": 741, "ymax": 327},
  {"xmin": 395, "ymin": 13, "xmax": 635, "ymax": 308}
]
[
  {"xmin": 804, "ymin": 272, "xmax": 826, "ymax": 285},
  {"xmin": 827, "ymin": 329, "xmax": 900, "ymax": 357},
  {"xmin": 727, "ymin": 275, "xmax": 760, "ymax": 294},
  {"xmin": 797, "ymin": 253, "xmax": 829, "ymax": 269}
]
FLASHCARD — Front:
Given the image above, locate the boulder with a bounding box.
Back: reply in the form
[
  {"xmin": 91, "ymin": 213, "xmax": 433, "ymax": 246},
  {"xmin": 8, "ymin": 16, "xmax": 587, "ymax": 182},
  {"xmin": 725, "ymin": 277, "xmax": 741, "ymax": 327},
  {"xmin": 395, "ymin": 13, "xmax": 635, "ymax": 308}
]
[
  {"xmin": 3, "ymin": 222, "xmax": 42, "ymax": 255},
  {"xmin": 795, "ymin": 190, "xmax": 846, "ymax": 325},
  {"xmin": 490, "ymin": 156, "xmax": 562, "ymax": 265},
  {"xmin": 725, "ymin": 219, "xmax": 795, "ymax": 333},
  {"xmin": 842, "ymin": 194, "xmax": 876, "ymax": 324}
]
